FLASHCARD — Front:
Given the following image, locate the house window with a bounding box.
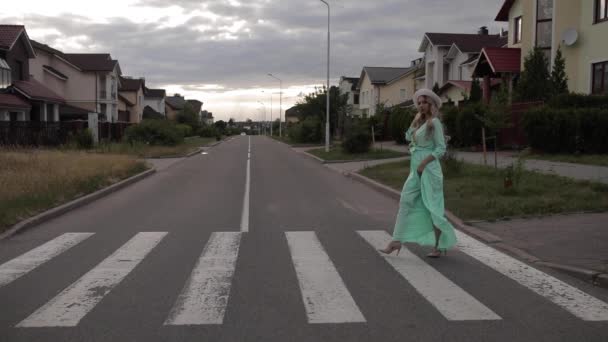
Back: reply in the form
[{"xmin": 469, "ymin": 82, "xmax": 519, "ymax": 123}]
[
  {"xmin": 400, "ymin": 89, "xmax": 406, "ymax": 99},
  {"xmin": 592, "ymin": 61, "xmax": 608, "ymax": 94},
  {"xmin": 100, "ymin": 75, "xmax": 107, "ymax": 99},
  {"xmin": 100, "ymin": 103, "xmax": 107, "ymax": 116},
  {"xmin": 0, "ymin": 58, "xmax": 10, "ymax": 89},
  {"xmin": 536, "ymin": 0, "xmax": 553, "ymax": 64},
  {"xmin": 458, "ymin": 66, "xmax": 463, "ymax": 80},
  {"xmin": 353, "ymin": 93, "xmax": 359, "ymax": 105},
  {"xmin": 514, "ymin": 16, "xmax": 523, "ymax": 44},
  {"xmin": 443, "ymin": 63, "xmax": 450, "ymax": 83},
  {"xmin": 596, "ymin": 0, "xmax": 608, "ymax": 23}
]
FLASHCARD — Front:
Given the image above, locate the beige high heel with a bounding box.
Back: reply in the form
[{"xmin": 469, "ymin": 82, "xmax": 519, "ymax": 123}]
[{"xmin": 379, "ymin": 241, "xmax": 402, "ymax": 256}]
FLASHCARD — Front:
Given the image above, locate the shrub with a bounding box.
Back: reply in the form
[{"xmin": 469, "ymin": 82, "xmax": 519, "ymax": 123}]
[
  {"xmin": 342, "ymin": 121, "xmax": 372, "ymax": 153},
  {"xmin": 125, "ymin": 119, "xmax": 184, "ymax": 146},
  {"xmin": 548, "ymin": 93, "xmax": 608, "ymax": 109},
  {"xmin": 175, "ymin": 124, "xmax": 193, "ymax": 138},
  {"xmin": 288, "ymin": 117, "xmax": 323, "ymax": 143},
  {"xmin": 198, "ymin": 125, "xmax": 219, "ymax": 138},
  {"xmin": 75, "ymin": 129, "xmax": 94, "ymax": 149},
  {"xmin": 388, "ymin": 106, "xmax": 415, "ymax": 144}
]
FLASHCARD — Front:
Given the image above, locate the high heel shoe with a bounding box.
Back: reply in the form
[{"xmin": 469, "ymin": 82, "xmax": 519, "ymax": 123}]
[
  {"xmin": 378, "ymin": 241, "xmax": 402, "ymax": 256},
  {"xmin": 426, "ymin": 248, "xmax": 447, "ymax": 258}
]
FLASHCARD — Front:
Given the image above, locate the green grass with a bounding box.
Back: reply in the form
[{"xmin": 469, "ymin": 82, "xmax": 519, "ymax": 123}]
[
  {"xmin": 359, "ymin": 158, "xmax": 608, "ymax": 221},
  {"xmin": 307, "ymin": 147, "xmax": 407, "ymax": 161},
  {"xmin": 522, "ymin": 153, "xmax": 608, "ymax": 167},
  {"xmin": 0, "ymin": 149, "xmax": 148, "ymax": 232},
  {"xmin": 95, "ymin": 136, "xmax": 217, "ymax": 158}
]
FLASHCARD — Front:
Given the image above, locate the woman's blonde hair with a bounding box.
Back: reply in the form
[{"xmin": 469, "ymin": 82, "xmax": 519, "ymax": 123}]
[{"xmin": 412, "ymin": 95, "xmax": 441, "ymax": 137}]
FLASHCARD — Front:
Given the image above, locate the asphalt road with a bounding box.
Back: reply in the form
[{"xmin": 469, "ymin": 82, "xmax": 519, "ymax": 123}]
[{"xmin": 1, "ymin": 135, "xmax": 607, "ymax": 342}]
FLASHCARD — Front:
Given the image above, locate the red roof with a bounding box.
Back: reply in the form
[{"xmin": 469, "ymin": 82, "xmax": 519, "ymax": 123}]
[
  {"xmin": 495, "ymin": 0, "xmax": 515, "ymax": 21},
  {"xmin": 481, "ymin": 47, "xmax": 521, "ymax": 73},
  {"xmin": 440, "ymin": 79, "xmax": 502, "ymax": 93},
  {"xmin": 0, "ymin": 25, "xmax": 24, "ymax": 50},
  {"xmin": 12, "ymin": 79, "xmax": 65, "ymax": 103},
  {"xmin": 0, "ymin": 93, "xmax": 31, "ymax": 109}
]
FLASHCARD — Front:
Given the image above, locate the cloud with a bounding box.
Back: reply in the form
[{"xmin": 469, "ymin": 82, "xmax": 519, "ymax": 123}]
[{"xmin": 3, "ymin": 0, "xmax": 507, "ymax": 120}]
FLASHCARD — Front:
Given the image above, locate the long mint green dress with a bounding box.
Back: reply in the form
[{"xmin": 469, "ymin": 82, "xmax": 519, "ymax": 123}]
[{"xmin": 392, "ymin": 117, "xmax": 457, "ymax": 249}]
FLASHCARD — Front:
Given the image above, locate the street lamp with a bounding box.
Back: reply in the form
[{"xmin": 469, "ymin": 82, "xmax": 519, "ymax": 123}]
[
  {"xmin": 319, "ymin": 0, "xmax": 330, "ymax": 152},
  {"xmin": 267, "ymin": 73, "xmax": 282, "ymax": 137}
]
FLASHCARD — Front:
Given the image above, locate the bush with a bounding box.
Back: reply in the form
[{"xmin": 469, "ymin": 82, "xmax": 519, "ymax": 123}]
[
  {"xmin": 388, "ymin": 107, "xmax": 415, "ymax": 144},
  {"xmin": 288, "ymin": 117, "xmax": 323, "ymax": 143},
  {"xmin": 198, "ymin": 125, "xmax": 219, "ymax": 138},
  {"xmin": 441, "ymin": 103, "xmax": 484, "ymax": 148},
  {"xmin": 342, "ymin": 121, "xmax": 372, "ymax": 153},
  {"xmin": 125, "ymin": 119, "xmax": 184, "ymax": 146},
  {"xmin": 522, "ymin": 106, "xmax": 608, "ymax": 153},
  {"xmin": 548, "ymin": 93, "xmax": 608, "ymax": 109},
  {"xmin": 175, "ymin": 124, "xmax": 193, "ymax": 138},
  {"xmin": 74, "ymin": 129, "xmax": 94, "ymax": 149}
]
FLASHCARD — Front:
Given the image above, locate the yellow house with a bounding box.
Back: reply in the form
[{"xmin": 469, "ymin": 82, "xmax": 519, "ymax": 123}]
[
  {"xmin": 356, "ymin": 62, "xmax": 422, "ymax": 116},
  {"xmin": 495, "ymin": 0, "xmax": 608, "ymax": 94}
]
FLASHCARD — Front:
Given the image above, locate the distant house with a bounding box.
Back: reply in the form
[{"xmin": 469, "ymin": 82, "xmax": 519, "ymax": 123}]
[
  {"xmin": 118, "ymin": 76, "xmax": 145, "ymax": 123},
  {"xmin": 144, "ymin": 87, "xmax": 166, "ymax": 117},
  {"xmin": 418, "ymin": 27, "xmax": 507, "ymax": 103},
  {"xmin": 474, "ymin": 0, "xmax": 608, "ymax": 96},
  {"xmin": 187, "ymin": 99, "xmax": 203, "ymax": 122},
  {"xmin": 338, "ymin": 76, "xmax": 362, "ymax": 117},
  {"xmin": 201, "ymin": 110, "xmax": 214, "ymax": 125},
  {"xmin": 165, "ymin": 94, "xmax": 186, "ymax": 120},
  {"xmin": 0, "ymin": 25, "xmax": 64, "ymax": 122},
  {"xmin": 284, "ymin": 106, "xmax": 300, "ymax": 123},
  {"xmin": 28, "ymin": 40, "xmax": 121, "ymax": 121},
  {"xmin": 357, "ymin": 66, "xmax": 417, "ymax": 116}
]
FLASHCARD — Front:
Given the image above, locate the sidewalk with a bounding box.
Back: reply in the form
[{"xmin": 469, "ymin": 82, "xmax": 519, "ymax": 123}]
[
  {"xmin": 323, "ymin": 144, "xmax": 608, "ymax": 287},
  {"xmin": 373, "ymin": 141, "xmax": 608, "ymax": 184}
]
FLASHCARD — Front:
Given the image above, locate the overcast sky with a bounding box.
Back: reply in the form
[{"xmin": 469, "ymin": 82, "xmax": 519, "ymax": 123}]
[{"xmin": 2, "ymin": 0, "xmax": 506, "ymax": 121}]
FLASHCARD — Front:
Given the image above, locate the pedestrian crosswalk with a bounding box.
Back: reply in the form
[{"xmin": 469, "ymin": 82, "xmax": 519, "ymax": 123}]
[{"xmin": 1, "ymin": 229, "xmax": 608, "ymax": 328}]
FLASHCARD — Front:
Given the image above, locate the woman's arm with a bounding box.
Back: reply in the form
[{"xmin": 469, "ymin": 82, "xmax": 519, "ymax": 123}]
[{"xmin": 416, "ymin": 118, "xmax": 446, "ymax": 175}]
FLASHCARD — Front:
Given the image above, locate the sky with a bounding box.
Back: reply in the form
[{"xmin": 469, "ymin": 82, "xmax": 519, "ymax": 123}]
[{"xmin": 1, "ymin": 0, "xmax": 507, "ymax": 122}]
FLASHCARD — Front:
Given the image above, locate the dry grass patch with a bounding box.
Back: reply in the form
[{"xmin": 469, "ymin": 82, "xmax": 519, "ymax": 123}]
[{"xmin": 0, "ymin": 149, "xmax": 148, "ymax": 232}]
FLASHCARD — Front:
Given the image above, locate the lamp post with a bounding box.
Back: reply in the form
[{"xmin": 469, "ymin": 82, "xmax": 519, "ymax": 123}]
[
  {"xmin": 267, "ymin": 73, "xmax": 282, "ymax": 137},
  {"xmin": 319, "ymin": 0, "xmax": 330, "ymax": 152}
]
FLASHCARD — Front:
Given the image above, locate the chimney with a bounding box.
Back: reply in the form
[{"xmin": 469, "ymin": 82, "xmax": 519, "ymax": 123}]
[{"xmin": 478, "ymin": 26, "xmax": 489, "ymax": 35}]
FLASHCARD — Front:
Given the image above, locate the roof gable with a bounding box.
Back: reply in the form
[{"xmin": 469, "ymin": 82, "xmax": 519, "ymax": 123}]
[
  {"xmin": 63, "ymin": 53, "xmax": 118, "ymax": 71},
  {"xmin": 31, "ymin": 40, "xmax": 82, "ymax": 71},
  {"xmin": 495, "ymin": 0, "xmax": 516, "ymax": 21},
  {"xmin": 362, "ymin": 67, "xmax": 413, "ymax": 85},
  {"xmin": 119, "ymin": 76, "xmax": 145, "ymax": 92},
  {"xmin": 0, "ymin": 25, "xmax": 35, "ymax": 57},
  {"xmin": 423, "ymin": 33, "xmax": 507, "ymax": 54}
]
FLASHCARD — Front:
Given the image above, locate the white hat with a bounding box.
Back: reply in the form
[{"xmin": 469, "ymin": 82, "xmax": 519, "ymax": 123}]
[{"xmin": 413, "ymin": 88, "xmax": 442, "ymax": 109}]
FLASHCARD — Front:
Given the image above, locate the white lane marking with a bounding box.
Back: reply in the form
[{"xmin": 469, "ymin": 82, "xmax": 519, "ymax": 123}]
[
  {"xmin": 0, "ymin": 233, "xmax": 94, "ymax": 288},
  {"xmin": 240, "ymin": 137, "xmax": 251, "ymax": 232},
  {"xmin": 286, "ymin": 231, "xmax": 366, "ymax": 323},
  {"xmin": 358, "ymin": 231, "xmax": 501, "ymax": 321},
  {"xmin": 164, "ymin": 232, "xmax": 241, "ymax": 325},
  {"xmin": 17, "ymin": 232, "xmax": 167, "ymax": 327},
  {"xmin": 455, "ymin": 231, "xmax": 608, "ymax": 321}
]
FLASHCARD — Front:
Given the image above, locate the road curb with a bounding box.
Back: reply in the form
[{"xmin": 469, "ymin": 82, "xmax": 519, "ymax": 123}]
[
  {"xmin": 344, "ymin": 170, "xmax": 608, "ymax": 289},
  {"xmin": 0, "ymin": 168, "xmax": 157, "ymax": 241}
]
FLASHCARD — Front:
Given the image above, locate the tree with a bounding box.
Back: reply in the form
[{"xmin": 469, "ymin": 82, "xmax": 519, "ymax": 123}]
[
  {"xmin": 432, "ymin": 82, "xmax": 440, "ymax": 94},
  {"xmin": 214, "ymin": 120, "xmax": 227, "ymax": 134},
  {"xmin": 515, "ymin": 47, "xmax": 551, "ymax": 101},
  {"xmin": 476, "ymin": 84, "xmax": 512, "ymax": 168},
  {"xmin": 175, "ymin": 102, "xmax": 201, "ymax": 130},
  {"xmin": 469, "ymin": 78, "xmax": 482, "ymax": 103},
  {"xmin": 290, "ymin": 86, "xmax": 348, "ymax": 140},
  {"xmin": 550, "ymin": 45, "xmax": 569, "ymax": 97},
  {"xmin": 228, "ymin": 118, "xmax": 235, "ymax": 127}
]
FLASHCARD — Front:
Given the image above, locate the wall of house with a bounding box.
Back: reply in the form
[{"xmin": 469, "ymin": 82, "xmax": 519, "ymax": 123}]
[
  {"xmin": 29, "ymin": 49, "xmax": 69, "ymax": 98},
  {"xmin": 380, "ymin": 73, "xmax": 416, "ymax": 108},
  {"xmin": 425, "ymin": 44, "xmax": 450, "ymax": 88},
  {"xmin": 165, "ymin": 105, "xmax": 179, "ymax": 120},
  {"xmin": 440, "ymin": 86, "xmax": 467, "ymax": 105},
  {"xmin": 120, "ymin": 88, "xmax": 144, "ymax": 123},
  {"xmin": 358, "ymin": 73, "xmax": 373, "ymax": 116},
  {"xmin": 572, "ymin": 0, "xmax": 608, "ymax": 93},
  {"xmin": 6, "ymin": 37, "xmax": 30, "ymax": 81},
  {"xmin": 507, "ymin": 0, "xmax": 525, "ymax": 49},
  {"xmin": 448, "ymin": 52, "xmax": 475, "ymax": 81},
  {"xmin": 144, "ymin": 97, "xmax": 166, "ymax": 116}
]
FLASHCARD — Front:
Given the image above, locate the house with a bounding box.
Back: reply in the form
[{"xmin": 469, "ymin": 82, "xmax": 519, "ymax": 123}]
[
  {"xmin": 187, "ymin": 99, "xmax": 203, "ymax": 122},
  {"xmin": 0, "ymin": 25, "xmax": 64, "ymax": 122},
  {"xmin": 143, "ymin": 87, "xmax": 166, "ymax": 117},
  {"xmin": 338, "ymin": 76, "xmax": 362, "ymax": 117},
  {"xmin": 284, "ymin": 106, "xmax": 300, "ymax": 123},
  {"xmin": 28, "ymin": 40, "xmax": 122, "ymax": 121},
  {"xmin": 201, "ymin": 110, "xmax": 214, "ymax": 125},
  {"xmin": 356, "ymin": 64, "xmax": 421, "ymax": 116},
  {"xmin": 484, "ymin": 0, "xmax": 608, "ymax": 95},
  {"xmin": 165, "ymin": 94, "xmax": 186, "ymax": 120},
  {"xmin": 118, "ymin": 76, "xmax": 145, "ymax": 123}
]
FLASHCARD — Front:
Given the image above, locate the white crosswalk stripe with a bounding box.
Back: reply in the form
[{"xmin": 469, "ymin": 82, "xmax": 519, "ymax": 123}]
[
  {"xmin": 0, "ymin": 233, "xmax": 94, "ymax": 288},
  {"xmin": 358, "ymin": 230, "xmax": 501, "ymax": 321},
  {"xmin": 455, "ymin": 230, "xmax": 608, "ymax": 321},
  {"xmin": 17, "ymin": 232, "xmax": 167, "ymax": 327},
  {"xmin": 285, "ymin": 231, "xmax": 366, "ymax": 324},
  {"xmin": 164, "ymin": 232, "xmax": 242, "ymax": 325}
]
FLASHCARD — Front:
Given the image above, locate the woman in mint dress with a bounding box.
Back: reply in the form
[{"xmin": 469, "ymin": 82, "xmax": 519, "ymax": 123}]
[{"xmin": 379, "ymin": 89, "xmax": 457, "ymax": 258}]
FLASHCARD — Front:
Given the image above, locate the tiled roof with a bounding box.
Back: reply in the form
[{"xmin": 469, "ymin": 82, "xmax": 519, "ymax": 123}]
[
  {"xmin": 31, "ymin": 40, "xmax": 64, "ymax": 57},
  {"xmin": 119, "ymin": 77, "xmax": 144, "ymax": 92},
  {"xmin": 362, "ymin": 67, "xmax": 413, "ymax": 85},
  {"xmin": 481, "ymin": 47, "xmax": 521, "ymax": 73},
  {"xmin": 0, "ymin": 25, "xmax": 24, "ymax": 50},
  {"xmin": 43, "ymin": 65, "xmax": 68, "ymax": 80},
  {"xmin": 165, "ymin": 95, "xmax": 186, "ymax": 110},
  {"xmin": 143, "ymin": 105, "xmax": 161, "ymax": 116},
  {"xmin": 12, "ymin": 79, "xmax": 65, "ymax": 103},
  {"xmin": 145, "ymin": 88, "xmax": 166, "ymax": 97},
  {"xmin": 426, "ymin": 33, "xmax": 507, "ymax": 52},
  {"xmin": 439, "ymin": 79, "xmax": 502, "ymax": 93},
  {"xmin": 63, "ymin": 53, "xmax": 117, "ymax": 71},
  {"xmin": 187, "ymin": 99, "xmax": 203, "ymax": 112},
  {"xmin": 0, "ymin": 93, "xmax": 31, "ymax": 109},
  {"xmin": 495, "ymin": 0, "xmax": 516, "ymax": 21},
  {"xmin": 60, "ymin": 104, "xmax": 90, "ymax": 116},
  {"xmin": 461, "ymin": 54, "xmax": 480, "ymax": 66}
]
